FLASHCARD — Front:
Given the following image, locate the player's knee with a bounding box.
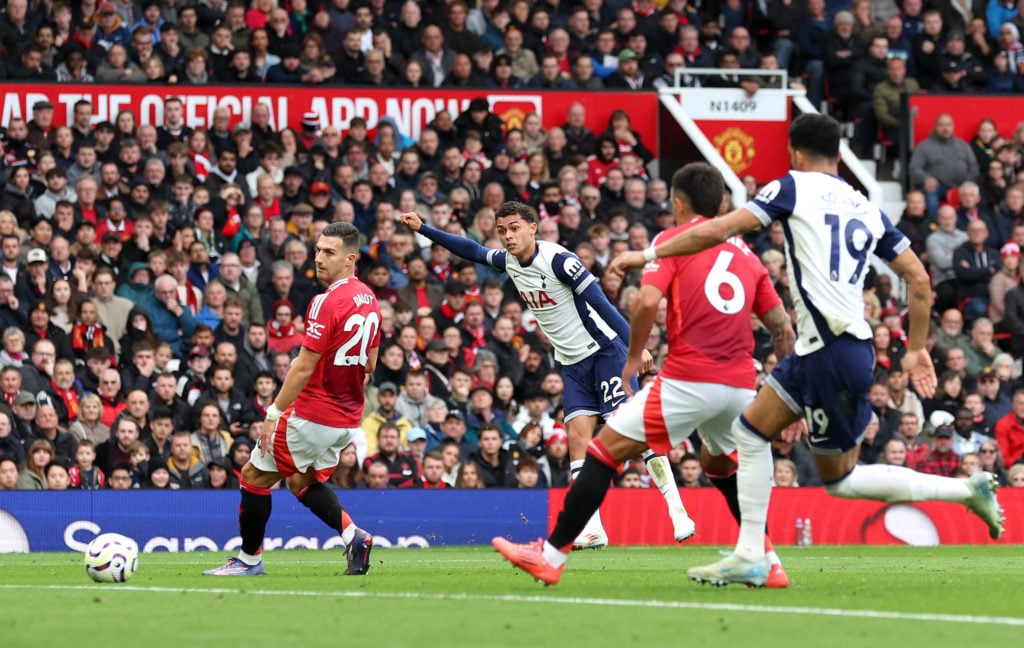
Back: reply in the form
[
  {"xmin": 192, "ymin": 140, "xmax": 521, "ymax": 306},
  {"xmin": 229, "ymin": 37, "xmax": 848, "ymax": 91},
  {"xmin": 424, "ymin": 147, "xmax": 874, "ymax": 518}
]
[
  {"xmin": 240, "ymin": 462, "xmax": 259, "ymax": 485},
  {"xmin": 824, "ymin": 473, "xmax": 855, "ymax": 498}
]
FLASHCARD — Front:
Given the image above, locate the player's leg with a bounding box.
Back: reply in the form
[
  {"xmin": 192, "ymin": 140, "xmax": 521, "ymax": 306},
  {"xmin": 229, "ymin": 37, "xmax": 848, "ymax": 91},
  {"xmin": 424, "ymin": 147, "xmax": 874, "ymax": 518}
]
[
  {"xmin": 702, "ymin": 447, "xmax": 788, "ymax": 588},
  {"xmin": 633, "ymin": 376, "xmax": 702, "ymax": 542},
  {"xmin": 293, "ymin": 425, "xmax": 376, "ymax": 574},
  {"xmin": 493, "ymin": 425, "xmax": 645, "ymax": 585},
  {"xmin": 687, "ymin": 382, "xmax": 800, "ymax": 587},
  {"xmin": 807, "ymin": 338, "xmax": 1001, "ymax": 539},
  {"xmin": 643, "ymin": 449, "xmax": 695, "ymax": 541},
  {"xmin": 561, "ymin": 358, "xmax": 610, "ymax": 548},
  {"xmin": 565, "ymin": 413, "xmax": 610, "ymax": 548},
  {"xmin": 203, "ymin": 460, "xmax": 279, "ymax": 576},
  {"xmin": 817, "ymin": 448, "xmax": 1003, "ymax": 539}
]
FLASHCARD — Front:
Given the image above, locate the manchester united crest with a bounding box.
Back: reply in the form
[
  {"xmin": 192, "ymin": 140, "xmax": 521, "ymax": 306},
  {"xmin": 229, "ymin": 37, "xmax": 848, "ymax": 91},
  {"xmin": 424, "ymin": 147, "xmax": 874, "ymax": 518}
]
[{"xmin": 712, "ymin": 127, "xmax": 756, "ymax": 175}]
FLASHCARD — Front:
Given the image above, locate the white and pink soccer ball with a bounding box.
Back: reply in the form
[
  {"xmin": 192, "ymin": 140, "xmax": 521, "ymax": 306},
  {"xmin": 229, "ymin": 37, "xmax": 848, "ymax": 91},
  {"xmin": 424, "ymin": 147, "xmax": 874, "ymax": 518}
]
[{"xmin": 83, "ymin": 533, "xmax": 139, "ymax": 583}]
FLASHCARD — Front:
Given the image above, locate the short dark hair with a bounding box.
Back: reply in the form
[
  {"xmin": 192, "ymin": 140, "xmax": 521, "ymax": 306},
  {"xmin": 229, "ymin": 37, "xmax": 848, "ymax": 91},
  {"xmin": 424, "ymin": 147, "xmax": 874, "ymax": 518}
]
[
  {"xmin": 788, "ymin": 113, "xmax": 841, "ymax": 159},
  {"xmin": 495, "ymin": 200, "xmax": 539, "ymax": 225},
  {"xmin": 670, "ymin": 162, "xmax": 724, "ymax": 218},
  {"xmin": 150, "ymin": 407, "xmax": 173, "ymax": 422},
  {"xmin": 321, "ymin": 221, "xmax": 361, "ymax": 251}
]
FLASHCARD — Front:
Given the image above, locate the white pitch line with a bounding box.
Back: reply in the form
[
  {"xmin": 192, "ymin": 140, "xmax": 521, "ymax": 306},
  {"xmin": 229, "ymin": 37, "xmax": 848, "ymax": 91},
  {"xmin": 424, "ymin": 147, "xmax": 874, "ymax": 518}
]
[{"xmin": 3, "ymin": 584, "xmax": 1023, "ymax": 628}]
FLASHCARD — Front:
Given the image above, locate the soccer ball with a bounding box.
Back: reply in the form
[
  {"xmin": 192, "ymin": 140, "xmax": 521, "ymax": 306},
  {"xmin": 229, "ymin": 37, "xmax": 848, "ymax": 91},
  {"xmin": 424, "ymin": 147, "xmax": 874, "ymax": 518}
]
[{"xmin": 83, "ymin": 533, "xmax": 139, "ymax": 583}]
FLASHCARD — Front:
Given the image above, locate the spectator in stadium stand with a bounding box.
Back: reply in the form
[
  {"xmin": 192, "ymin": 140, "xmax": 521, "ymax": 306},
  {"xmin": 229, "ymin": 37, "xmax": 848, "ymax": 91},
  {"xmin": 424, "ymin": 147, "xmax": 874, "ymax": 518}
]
[
  {"xmin": 911, "ymin": 8, "xmax": 946, "ymax": 88},
  {"xmin": 872, "ymin": 55, "xmax": 921, "ymax": 160},
  {"xmin": 410, "ymin": 23, "xmax": 455, "ymax": 87},
  {"xmin": 443, "ymin": 0, "xmax": 483, "ymax": 55},
  {"xmin": 362, "ymin": 381, "xmax": 414, "ymax": 455},
  {"xmin": 674, "ymin": 25, "xmax": 711, "ymax": 70},
  {"xmin": 603, "ymin": 47, "xmax": 652, "ymax": 89},
  {"xmin": 911, "ymin": 114, "xmax": 980, "ymax": 220},
  {"xmin": 894, "ymin": 411, "xmax": 930, "ymax": 471},
  {"xmin": 960, "ymin": 318, "xmax": 997, "ymax": 376},
  {"xmin": 993, "ymin": 390, "xmax": 1024, "ymax": 466},
  {"xmin": 55, "ymin": 43, "xmax": 90, "ymax": 82},
  {"xmin": 952, "ymin": 219, "xmax": 1000, "ymax": 321},
  {"xmin": 144, "ymin": 274, "xmax": 198, "ymax": 359},
  {"xmin": 469, "ymin": 423, "xmax": 516, "ymax": 487},
  {"xmin": 165, "ymin": 430, "xmax": 208, "ymax": 488},
  {"xmin": 214, "ymin": 252, "xmax": 263, "ymax": 326},
  {"xmin": 821, "ymin": 11, "xmax": 864, "ymax": 117},
  {"xmin": 996, "ymin": 22, "xmax": 1024, "ymax": 72},
  {"xmin": 988, "ymin": 243, "xmax": 1020, "ymax": 327},
  {"xmin": 791, "ymin": 0, "xmax": 829, "ymax": 106},
  {"xmin": 363, "ymin": 422, "xmax": 421, "ymax": 488},
  {"xmin": 846, "ymin": 35, "xmax": 890, "ymax": 156},
  {"xmin": 96, "ymin": 42, "xmax": 145, "ymax": 82},
  {"xmin": 352, "ymin": 46, "xmax": 394, "ymax": 85}
]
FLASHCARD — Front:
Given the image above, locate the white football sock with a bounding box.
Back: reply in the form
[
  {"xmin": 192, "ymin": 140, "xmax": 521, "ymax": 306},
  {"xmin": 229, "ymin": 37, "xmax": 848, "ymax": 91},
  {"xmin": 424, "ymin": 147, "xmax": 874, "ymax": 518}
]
[
  {"xmin": 826, "ymin": 464, "xmax": 972, "ymax": 502},
  {"xmin": 733, "ymin": 418, "xmax": 773, "ymax": 563},
  {"xmin": 643, "ymin": 450, "xmax": 690, "ymax": 518},
  {"xmin": 543, "ymin": 541, "xmax": 568, "ymax": 567},
  {"xmin": 341, "ymin": 523, "xmax": 356, "ymax": 546},
  {"xmin": 570, "ymin": 459, "xmax": 585, "ymax": 480},
  {"xmin": 237, "ymin": 550, "xmax": 261, "ymax": 566}
]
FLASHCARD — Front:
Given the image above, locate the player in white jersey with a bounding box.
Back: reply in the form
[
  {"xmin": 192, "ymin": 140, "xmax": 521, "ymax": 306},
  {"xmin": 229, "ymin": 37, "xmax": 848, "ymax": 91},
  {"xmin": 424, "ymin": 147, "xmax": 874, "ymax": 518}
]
[
  {"xmin": 611, "ymin": 114, "xmax": 1004, "ymax": 587},
  {"xmin": 492, "ymin": 163, "xmax": 795, "ymax": 587},
  {"xmin": 402, "ymin": 202, "xmax": 696, "ymax": 547}
]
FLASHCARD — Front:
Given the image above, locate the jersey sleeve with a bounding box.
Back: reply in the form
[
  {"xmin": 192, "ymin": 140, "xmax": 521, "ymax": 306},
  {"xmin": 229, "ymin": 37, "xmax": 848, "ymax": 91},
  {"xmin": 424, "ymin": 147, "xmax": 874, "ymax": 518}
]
[
  {"xmin": 301, "ymin": 292, "xmax": 334, "ymax": 356},
  {"xmin": 751, "ymin": 263, "xmax": 783, "ymax": 317},
  {"xmin": 419, "ymin": 223, "xmax": 504, "ymax": 269},
  {"xmin": 745, "ymin": 173, "xmax": 797, "ymax": 227},
  {"xmin": 873, "ymin": 211, "xmax": 911, "ymax": 262},
  {"xmin": 550, "ymin": 251, "xmax": 595, "ymax": 294}
]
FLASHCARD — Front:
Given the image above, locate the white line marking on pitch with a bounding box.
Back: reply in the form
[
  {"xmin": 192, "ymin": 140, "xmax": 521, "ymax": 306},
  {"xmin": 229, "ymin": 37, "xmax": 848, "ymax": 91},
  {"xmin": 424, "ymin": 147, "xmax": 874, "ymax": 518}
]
[{"xmin": 3, "ymin": 584, "xmax": 1023, "ymax": 627}]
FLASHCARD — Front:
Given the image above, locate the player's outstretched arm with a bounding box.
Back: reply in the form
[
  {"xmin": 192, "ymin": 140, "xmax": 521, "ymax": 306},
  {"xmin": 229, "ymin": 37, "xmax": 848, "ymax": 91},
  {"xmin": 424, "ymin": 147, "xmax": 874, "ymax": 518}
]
[
  {"xmin": 608, "ymin": 208, "xmax": 763, "ymax": 277},
  {"xmin": 621, "ymin": 285, "xmax": 663, "ymax": 396},
  {"xmin": 890, "ymin": 248, "xmax": 937, "ymax": 399},
  {"xmin": 260, "ymin": 346, "xmax": 322, "ymax": 456},
  {"xmin": 399, "ymin": 211, "xmax": 495, "ymax": 266}
]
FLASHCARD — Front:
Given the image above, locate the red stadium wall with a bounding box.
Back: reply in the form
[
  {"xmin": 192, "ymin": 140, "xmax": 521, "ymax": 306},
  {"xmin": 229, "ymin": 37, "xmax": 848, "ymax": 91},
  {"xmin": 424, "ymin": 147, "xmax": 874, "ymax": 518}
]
[
  {"xmin": 0, "ymin": 84, "xmax": 659, "ymax": 156},
  {"xmin": 548, "ymin": 487, "xmax": 1024, "ymax": 545},
  {"xmin": 909, "ymin": 95, "xmax": 1024, "ymax": 146}
]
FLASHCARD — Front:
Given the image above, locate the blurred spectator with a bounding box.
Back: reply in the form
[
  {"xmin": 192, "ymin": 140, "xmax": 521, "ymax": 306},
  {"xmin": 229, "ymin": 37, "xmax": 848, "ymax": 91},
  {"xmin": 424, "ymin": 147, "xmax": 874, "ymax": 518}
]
[{"xmin": 994, "ymin": 389, "xmax": 1024, "ymax": 466}]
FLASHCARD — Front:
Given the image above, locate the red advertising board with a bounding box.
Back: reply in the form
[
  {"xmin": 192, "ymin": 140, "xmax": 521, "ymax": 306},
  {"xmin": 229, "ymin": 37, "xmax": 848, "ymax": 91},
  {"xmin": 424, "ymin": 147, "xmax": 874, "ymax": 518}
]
[
  {"xmin": 665, "ymin": 87, "xmax": 792, "ymax": 184},
  {"xmin": 0, "ymin": 83, "xmax": 658, "ymax": 155},
  {"xmin": 549, "ymin": 487, "xmax": 1023, "ymax": 545},
  {"xmin": 909, "ymin": 94, "xmax": 1023, "ymax": 147}
]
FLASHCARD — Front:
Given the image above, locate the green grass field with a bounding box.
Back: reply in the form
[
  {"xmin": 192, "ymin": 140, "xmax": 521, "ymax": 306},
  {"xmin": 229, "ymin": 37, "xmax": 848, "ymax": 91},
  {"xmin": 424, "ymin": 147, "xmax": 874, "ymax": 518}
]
[{"xmin": 3, "ymin": 545, "xmax": 1022, "ymax": 647}]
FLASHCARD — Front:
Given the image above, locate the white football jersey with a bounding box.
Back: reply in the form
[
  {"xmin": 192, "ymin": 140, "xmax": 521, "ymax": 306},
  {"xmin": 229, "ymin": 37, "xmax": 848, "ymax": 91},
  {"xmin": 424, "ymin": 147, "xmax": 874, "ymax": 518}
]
[
  {"xmin": 747, "ymin": 171, "xmax": 910, "ymax": 356},
  {"xmin": 484, "ymin": 240, "xmax": 618, "ymax": 364}
]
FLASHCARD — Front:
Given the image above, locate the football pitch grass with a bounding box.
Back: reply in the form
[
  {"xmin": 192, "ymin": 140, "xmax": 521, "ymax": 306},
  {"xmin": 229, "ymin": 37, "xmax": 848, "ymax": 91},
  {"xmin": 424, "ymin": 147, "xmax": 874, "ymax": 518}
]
[{"xmin": 3, "ymin": 545, "xmax": 1022, "ymax": 647}]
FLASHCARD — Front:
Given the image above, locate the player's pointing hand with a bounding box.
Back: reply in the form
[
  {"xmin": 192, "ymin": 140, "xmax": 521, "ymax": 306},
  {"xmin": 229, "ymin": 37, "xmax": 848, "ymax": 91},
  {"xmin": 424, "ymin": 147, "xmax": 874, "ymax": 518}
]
[
  {"xmin": 608, "ymin": 250, "xmax": 647, "ymax": 278},
  {"xmin": 400, "ymin": 211, "xmax": 424, "ymax": 232}
]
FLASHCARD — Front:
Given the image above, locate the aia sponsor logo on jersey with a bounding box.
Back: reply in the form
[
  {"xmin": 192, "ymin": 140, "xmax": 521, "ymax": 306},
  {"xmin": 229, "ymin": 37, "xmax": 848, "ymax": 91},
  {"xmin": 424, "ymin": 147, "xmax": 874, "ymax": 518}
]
[
  {"xmin": 520, "ymin": 291, "xmax": 557, "ymax": 309},
  {"xmin": 306, "ymin": 321, "xmax": 326, "ymax": 339}
]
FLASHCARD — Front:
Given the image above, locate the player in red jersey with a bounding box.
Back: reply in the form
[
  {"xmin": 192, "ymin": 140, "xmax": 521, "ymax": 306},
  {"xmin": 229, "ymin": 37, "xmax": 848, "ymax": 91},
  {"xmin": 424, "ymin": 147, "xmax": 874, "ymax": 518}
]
[
  {"xmin": 204, "ymin": 222, "xmax": 382, "ymax": 576},
  {"xmin": 493, "ymin": 163, "xmax": 795, "ymax": 586}
]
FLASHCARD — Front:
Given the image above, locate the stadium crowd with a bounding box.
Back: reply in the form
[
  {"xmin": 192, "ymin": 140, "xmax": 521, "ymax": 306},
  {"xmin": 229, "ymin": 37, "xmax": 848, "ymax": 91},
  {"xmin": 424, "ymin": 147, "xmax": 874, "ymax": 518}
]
[{"xmin": 2, "ymin": 0, "xmax": 1024, "ymax": 493}]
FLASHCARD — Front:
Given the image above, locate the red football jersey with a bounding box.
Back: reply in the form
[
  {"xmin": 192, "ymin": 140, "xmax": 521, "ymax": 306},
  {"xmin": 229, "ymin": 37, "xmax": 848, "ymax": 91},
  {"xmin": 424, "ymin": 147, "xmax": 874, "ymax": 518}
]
[
  {"xmin": 293, "ymin": 277, "xmax": 382, "ymax": 427},
  {"xmin": 642, "ymin": 218, "xmax": 781, "ymax": 389}
]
